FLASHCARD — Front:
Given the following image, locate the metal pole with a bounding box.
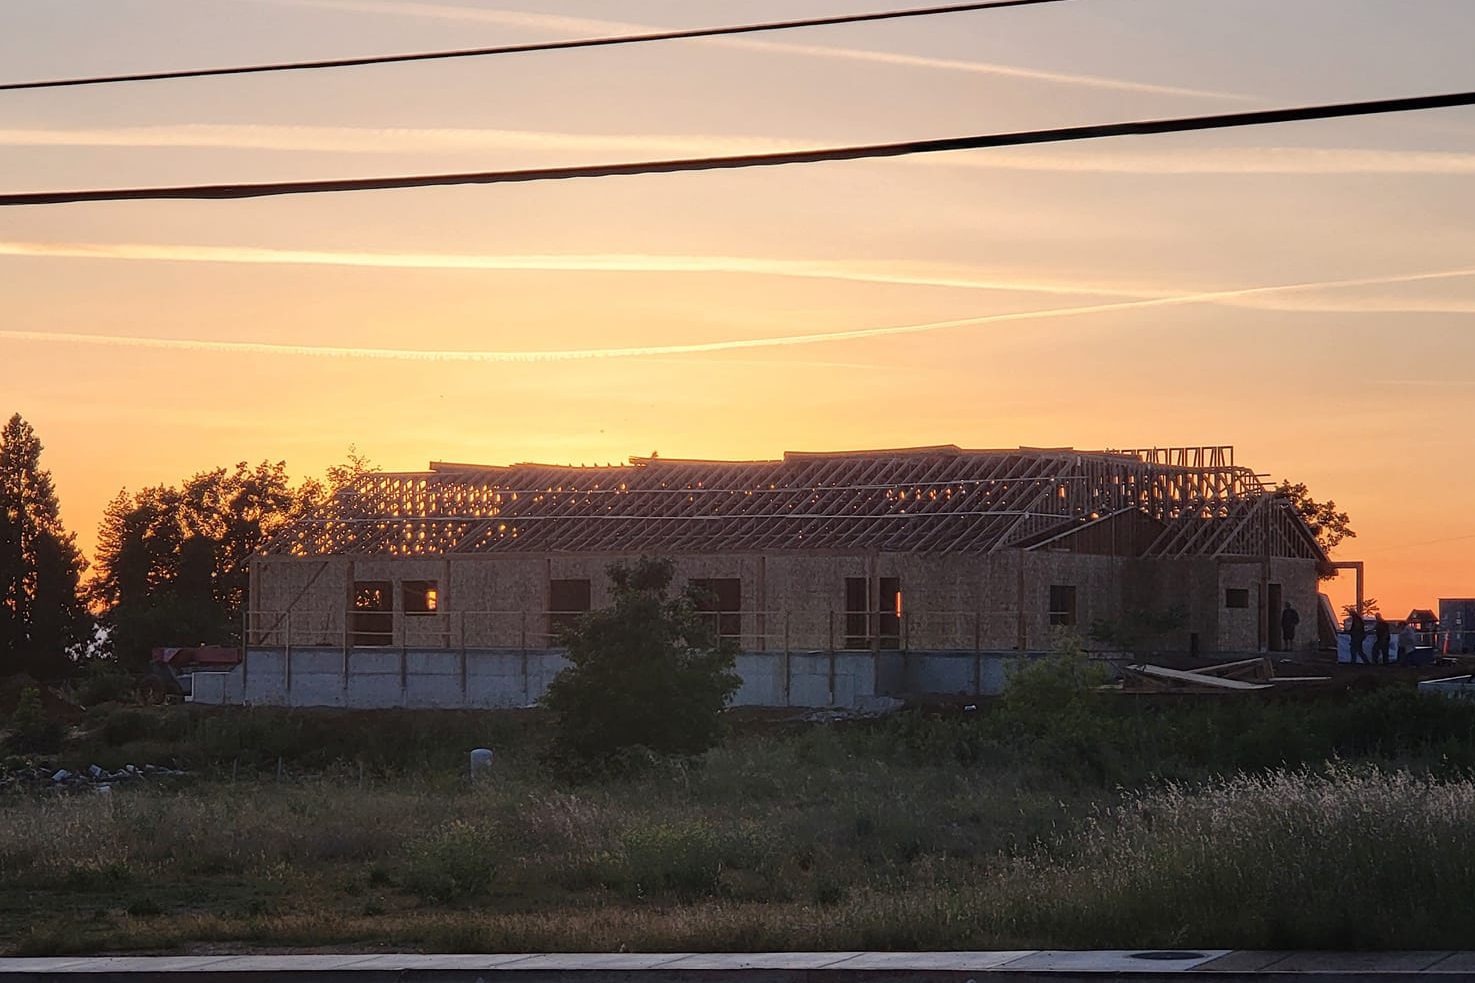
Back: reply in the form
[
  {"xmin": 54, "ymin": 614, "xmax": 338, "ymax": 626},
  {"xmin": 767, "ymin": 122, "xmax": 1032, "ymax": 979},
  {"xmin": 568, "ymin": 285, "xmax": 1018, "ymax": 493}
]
[
  {"xmin": 828, "ymin": 647, "xmax": 836, "ymax": 706},
  {"xmin": 284, "ymin": 612, "xmax": 292, "ymax": 694},
  {"xmin": 783, "ymin": 612, "xmax": 791, "ymax": 706}
]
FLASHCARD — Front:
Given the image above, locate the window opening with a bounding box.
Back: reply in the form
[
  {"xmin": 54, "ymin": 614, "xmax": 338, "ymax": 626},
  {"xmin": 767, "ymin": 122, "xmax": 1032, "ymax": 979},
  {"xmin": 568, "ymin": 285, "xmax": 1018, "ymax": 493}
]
[
  {"xmin": 351, "ymin": 580, "xmax": 393, "ymax": 647},
  {"xmin": 690, "ymin": 577, "xmax": 741, "ymax": 642},
  {"xmin": 1048, "ymin": 585, "xmax": 1077, "ymax": 627},
  {"xmin": 548, "ymin": 578, "xmax": 592, "ymax": 639}
]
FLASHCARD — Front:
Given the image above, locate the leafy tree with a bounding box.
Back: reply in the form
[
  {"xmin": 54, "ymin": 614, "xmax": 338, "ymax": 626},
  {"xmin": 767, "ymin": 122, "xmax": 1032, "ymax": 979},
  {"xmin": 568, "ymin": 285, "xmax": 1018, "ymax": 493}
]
[
  {"xmin": 1276, "ymin": 480, "xmax": 1354, "ymax": 579},
  {"xmin": 1342, "ymin": 597, "xmax": 1381, "ymax": 620},
  {"xmin": 0, "ymin": 414, "xmax": 87, "ymax": 677},
  {"xmin": 5, "ymin": 685, "xmax": 64, "ymax": 752},
  {"xmin": 325, "ymin": 445, "xmax": 377, "ymax": 493},
  {"xmin": 542, "ymin": 557, "xmax": 741, "ymax": 776},
  {"xmin": 90, "ymin": 451, "xmax": 377, "ymax": 669},
  {"xmin": 999, "ymin": 629, "xmax": 1109, "ymax": 736}
]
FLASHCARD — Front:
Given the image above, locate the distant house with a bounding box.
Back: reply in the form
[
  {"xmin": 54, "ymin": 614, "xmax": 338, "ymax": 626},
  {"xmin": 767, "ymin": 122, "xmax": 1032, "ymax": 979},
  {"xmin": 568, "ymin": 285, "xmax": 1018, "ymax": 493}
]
[
  {"xmin": 1440, "ymin": 599, "xmax": 1475, "ymax": 654},
  {"xmin": 195, "ymin": 444, "xmax": 1328, "ymax": 709},
  {"xmin": 1405, "ymin": 609, "xmax": 1439, "ymax": 631}
]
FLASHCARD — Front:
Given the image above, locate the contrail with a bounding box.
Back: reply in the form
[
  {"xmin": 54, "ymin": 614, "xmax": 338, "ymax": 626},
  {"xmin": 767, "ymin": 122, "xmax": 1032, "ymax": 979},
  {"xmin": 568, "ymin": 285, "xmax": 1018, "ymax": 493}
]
[
  {"xmin": 0, "ymin": 241, "xmax": 1174, "ymax": 299},
  {"xmin": 236, "ymin": 0, "xmax": 1244, "ymax": 101},
  {"xmin": 0, "ymin": 124, "xmax": 795, "ymax": 157},
  {"xmin": 11, "ymin": 124, "xmax": 1475, "ymax": 178},
  {"xmin": 5, "ymin": 266, "xmax": 1473, "ymax": 363}
]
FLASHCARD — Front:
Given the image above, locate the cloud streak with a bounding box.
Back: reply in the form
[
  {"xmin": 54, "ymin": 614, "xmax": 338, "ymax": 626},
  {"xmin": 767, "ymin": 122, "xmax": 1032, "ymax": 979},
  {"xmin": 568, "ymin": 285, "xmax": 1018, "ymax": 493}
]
[
  {"xmin": 237, "ymin": 0, "xmax": 1241, "ymax": 101},
  {"xmin": 8, "ymin": 123, "xmax": 1475, "ymax": 179},
  {"xmin": 0, "ymin": 124, "xmax": 790, "ymax": 157},
  {"xmin": 0, "ymin": 240, "xmax": 1174, "ymax": 299},
  {"xmin": 5, "ymin": 266, "xmax": 1473, "ymax": 363}
]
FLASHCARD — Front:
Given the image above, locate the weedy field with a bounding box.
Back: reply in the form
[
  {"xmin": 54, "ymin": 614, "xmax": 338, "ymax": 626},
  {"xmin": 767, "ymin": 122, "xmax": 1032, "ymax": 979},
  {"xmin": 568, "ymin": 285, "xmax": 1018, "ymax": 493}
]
[{"xmin": 4, "ymin": 684, "xmax": 1475, "ymax": 955}]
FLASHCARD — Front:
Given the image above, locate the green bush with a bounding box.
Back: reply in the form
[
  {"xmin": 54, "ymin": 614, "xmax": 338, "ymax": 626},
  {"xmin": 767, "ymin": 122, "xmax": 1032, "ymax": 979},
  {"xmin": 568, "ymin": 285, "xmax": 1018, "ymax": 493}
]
[
  {"xmin": 100, "ymin": 708, "xmax": 155, "ymax": 746},
  {"xmin": 75, "ymin": 667, "xmax": 135, "ymax": 707},
  {"xmin": 542, "ymin": 558, "xmax": 740, "ymax": 777},
  {"xmin": 998, "ymin": 630, "xmax": 1109, "ymax": 731},
  {"xmin": 6, "ymin": 687, "xmax": 64, "ymax": 754},
  {"xmin": 400, "ymin": 820, "xmax": 501, "ymax": 902}
]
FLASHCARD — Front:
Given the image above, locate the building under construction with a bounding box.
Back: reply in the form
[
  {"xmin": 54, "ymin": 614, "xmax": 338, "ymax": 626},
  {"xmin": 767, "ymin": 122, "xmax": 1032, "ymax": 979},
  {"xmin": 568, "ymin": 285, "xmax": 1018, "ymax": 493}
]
[{"xmin": 193, "ymin": 444, "xmax": 1327, "ymax": 709}]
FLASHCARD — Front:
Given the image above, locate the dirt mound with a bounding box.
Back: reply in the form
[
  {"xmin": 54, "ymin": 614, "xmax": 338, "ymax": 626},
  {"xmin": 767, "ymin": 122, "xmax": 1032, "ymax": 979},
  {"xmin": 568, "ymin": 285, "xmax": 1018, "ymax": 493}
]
[{"xmin": 0, "ymin": 674, "xmax": 85, "ymax": 723}]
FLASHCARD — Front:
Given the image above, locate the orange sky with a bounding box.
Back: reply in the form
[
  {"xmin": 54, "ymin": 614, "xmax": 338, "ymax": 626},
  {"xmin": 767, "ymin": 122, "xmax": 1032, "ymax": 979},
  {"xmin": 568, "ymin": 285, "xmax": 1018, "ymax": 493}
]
[{"xmin": 3, "ymin": 0, "xmax": 1474, "ymax": 615}]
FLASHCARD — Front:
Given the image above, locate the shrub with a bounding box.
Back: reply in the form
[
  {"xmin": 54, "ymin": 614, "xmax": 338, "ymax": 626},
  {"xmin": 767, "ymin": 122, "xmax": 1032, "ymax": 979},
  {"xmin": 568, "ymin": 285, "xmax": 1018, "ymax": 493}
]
[
  {"xmin": 100, "ymin": 707, "xmax": 155, "ymax": 746},
  {"xmin": 6, "ymin": 687, "xmax": 64, "ymax": 753},
  {"xmin": 999, "ymin": 630, "xmax": 1109, "ymax": 731},
  {"xmin": 400, "ymin": 820, "xmax": 501, "ymax": 902},
  {"xmin": 542, "ymin": 558, "xmax": 741, "ymax": 776},
  {"xmin": 75, "ymin": 666, "xmax": 134, "ymax": 707}
]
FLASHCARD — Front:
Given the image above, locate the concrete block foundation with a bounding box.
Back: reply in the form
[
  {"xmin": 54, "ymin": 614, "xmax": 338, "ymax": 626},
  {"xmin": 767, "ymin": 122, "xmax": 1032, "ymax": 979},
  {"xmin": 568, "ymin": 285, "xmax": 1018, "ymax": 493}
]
[{"xmin": 190, "ymin": 647, "xmax": 1035, "ymax": 710}]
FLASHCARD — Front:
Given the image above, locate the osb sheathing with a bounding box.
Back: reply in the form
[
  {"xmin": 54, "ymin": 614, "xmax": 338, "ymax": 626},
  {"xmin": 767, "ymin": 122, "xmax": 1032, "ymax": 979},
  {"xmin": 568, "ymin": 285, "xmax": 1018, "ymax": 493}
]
[{"xmin": 250, "ymin": 550, "xmax": 1321, "ymax": 654}]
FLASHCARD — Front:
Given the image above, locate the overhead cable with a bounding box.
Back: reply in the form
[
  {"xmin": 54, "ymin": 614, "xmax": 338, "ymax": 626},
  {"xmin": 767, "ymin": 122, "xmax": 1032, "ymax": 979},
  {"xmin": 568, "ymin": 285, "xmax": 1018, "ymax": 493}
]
[
  {"xmin": 0, "ymin": 0, "xmax": 1066, "ymax": 91},
  {"xmin": 5, "ymin": 89, "xmax": 1474, "ymax": 207}
]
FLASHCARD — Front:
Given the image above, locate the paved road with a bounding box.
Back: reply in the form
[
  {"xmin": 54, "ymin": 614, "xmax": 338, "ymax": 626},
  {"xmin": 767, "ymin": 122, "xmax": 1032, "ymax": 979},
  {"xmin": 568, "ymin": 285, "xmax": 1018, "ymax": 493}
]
[{"xmin": 2, "ymin": 951, "xmax": 1473, "ymax": 981}]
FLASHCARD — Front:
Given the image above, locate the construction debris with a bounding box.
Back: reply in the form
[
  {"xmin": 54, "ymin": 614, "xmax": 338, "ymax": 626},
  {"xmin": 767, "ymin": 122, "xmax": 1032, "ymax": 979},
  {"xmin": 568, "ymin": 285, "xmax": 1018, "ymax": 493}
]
[
  {"xmin": 1121, "ymin": 664, "xmax": 1271, "ymax": 693},
  {"xmin": 2, "ymin": 762, "xmax": 186, "ymax": 793}
]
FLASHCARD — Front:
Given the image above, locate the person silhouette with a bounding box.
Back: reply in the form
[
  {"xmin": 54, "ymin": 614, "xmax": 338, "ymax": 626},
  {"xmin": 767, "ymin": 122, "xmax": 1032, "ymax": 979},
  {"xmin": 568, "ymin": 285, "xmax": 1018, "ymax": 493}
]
[
  {"xmin": 1349, "ymin": 612, "xmax": 1369, "ymax": 664},
  {"xmin": 1372, "ymin": 614, "xmax": 1391, "ymax": 665},
  {"xmin": 1280, "ymin": 601, "xmax": 1301, "ymax": 651}
]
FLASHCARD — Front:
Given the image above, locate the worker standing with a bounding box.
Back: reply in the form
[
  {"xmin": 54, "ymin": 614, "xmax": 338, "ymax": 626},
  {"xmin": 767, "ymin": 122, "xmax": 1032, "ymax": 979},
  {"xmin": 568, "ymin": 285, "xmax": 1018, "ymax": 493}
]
[
  {"xmin": 1372, "ymin": 614, "xmax": 1391, "ymax": 665},
  {"xmin": 1280, "ymin": 601, "xmax": 1301, "ymax": 652},
  {"xmin": 1349, "ymin": 613, "xmax": 1369, "ymax": 664},
  {"xmin": 1398, "ymin": 622, "xmax": 1419, "ymax": 664}
]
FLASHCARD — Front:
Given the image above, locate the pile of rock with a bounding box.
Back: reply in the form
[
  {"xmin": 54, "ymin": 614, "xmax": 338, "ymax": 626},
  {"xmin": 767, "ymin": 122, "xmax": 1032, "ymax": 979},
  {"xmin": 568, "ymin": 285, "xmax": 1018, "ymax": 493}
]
[{"xmin": 0, "ymin": 762, "xmax": 186, "ymax": 793}]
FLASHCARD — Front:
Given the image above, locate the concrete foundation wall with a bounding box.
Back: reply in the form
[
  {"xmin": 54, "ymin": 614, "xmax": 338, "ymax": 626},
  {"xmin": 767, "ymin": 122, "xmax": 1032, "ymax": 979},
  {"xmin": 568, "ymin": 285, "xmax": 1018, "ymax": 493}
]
[{"xmin": 191, "ymin": 646, "xmax": 1034, "ymax": 710}]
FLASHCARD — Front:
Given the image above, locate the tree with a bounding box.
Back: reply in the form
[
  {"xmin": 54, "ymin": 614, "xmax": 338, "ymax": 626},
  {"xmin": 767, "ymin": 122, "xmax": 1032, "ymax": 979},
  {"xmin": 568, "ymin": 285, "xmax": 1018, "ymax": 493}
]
[
  {"xmin": 1277, "ymin": 479, "xmax": 1354, "ymax": 560},
  {"xmin": 1342, "ymin": 597, "xmax": 1381, "ymax": 620},
  {"xmin": 541, "ymin": 557, "xmax": 741, "ymax": 775},
  {"xmin": 90, "ymin": 452, "xmax": 377, "ymax": 668},
  {"xmin": 0, "ymin": 414, "xmax": 87, "ymax": 677},
  {"xmin": 325, "ymin": 445, "xmax": 376, "ymax": 493},
  {"xmin": 998, "ymin": 629, "xmax": 1109, "ymax": 738}
]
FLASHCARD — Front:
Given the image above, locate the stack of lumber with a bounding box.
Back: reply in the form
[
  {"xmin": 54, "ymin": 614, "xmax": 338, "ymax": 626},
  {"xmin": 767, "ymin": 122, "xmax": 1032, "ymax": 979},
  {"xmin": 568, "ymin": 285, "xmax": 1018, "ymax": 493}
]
[{"xmin": 1119, "ymin": 657, "xmax": 1332, "ymax": 694}]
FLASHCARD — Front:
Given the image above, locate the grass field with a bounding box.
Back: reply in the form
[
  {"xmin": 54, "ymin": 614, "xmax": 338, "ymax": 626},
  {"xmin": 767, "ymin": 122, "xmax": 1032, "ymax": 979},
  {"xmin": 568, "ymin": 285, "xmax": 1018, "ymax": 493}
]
[{"xmin": 4, "ymin": 684, "xmax": 1475, "ymax": 955}]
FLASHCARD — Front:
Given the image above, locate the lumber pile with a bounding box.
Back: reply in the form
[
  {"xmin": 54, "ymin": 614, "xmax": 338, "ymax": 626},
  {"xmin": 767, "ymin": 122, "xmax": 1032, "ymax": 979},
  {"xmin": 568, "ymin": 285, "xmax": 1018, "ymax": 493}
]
[
  {"xmin": 1120, "ymin": 657, "xmax": 1331, "ymax": 694},
  {"xmin": 1121, "ymin": 663, "xmax": 1271, "ymax": 694}
]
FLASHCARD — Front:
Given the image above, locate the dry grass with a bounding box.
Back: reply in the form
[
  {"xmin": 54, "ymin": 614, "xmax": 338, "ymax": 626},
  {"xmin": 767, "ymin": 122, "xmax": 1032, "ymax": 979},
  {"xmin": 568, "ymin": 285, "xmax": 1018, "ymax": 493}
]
[
  {"xmin": 7, "ymin": 695, "xmax": 1475, "ymax": 954},
  {"xmin": 986, "ymin": 766, "xmax": 1475, "ymax": 950}
]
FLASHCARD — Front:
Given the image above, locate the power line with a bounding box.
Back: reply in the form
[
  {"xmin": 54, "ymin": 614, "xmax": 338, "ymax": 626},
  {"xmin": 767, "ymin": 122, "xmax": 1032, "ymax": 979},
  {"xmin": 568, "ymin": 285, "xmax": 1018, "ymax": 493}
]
[
  {"xmin": 5, "ymin": 89, "xmax": 1475, "ymax": 207},
  {"xmin": 0, "ymin": 0, "xmax": 1066, "ymax": 92}
]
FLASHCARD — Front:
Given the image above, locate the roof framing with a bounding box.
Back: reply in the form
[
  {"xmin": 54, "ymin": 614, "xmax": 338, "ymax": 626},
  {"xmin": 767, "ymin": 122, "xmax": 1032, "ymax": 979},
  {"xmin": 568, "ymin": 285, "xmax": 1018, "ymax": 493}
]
[{"xmin": 262, "ymin": 444, "xmax": 1325, "ymax": 560}]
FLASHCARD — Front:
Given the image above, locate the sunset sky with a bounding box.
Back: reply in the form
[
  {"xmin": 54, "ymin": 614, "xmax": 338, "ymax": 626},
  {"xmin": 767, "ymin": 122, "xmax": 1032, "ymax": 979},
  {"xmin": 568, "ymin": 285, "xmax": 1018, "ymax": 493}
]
[{"xmin": 2, "ymin": 0, "xmax": 1473, "ymax": 614}]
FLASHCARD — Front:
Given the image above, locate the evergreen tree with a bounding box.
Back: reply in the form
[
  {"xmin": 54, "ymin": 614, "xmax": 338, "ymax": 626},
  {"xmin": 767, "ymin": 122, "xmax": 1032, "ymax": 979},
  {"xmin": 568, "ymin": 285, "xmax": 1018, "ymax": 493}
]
[{"xmin": 0, "ymin": 414, "xmax": 87, "ymax": 676}]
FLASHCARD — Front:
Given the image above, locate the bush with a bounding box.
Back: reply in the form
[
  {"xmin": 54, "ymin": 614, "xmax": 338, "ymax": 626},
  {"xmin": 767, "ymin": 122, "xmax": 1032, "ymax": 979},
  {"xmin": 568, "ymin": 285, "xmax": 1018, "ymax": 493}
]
[
  {"xmin": 542, "ymin": 558, "xmax": 741, "ymax": 776},
  {"xmin": 998, "ymin": 630, "xmax": 1109, "ymax": 731},
  {"xmin": 6, "ymin": 687, "xmax": 64, "ymax": 754},
  {"xmin": 400, "ymin": 820, "xmax": 501, "ymax": 902},
  {"xmin": 100, "ymin": 707, "xmax": 155, "ymax": 746},
  {"xmin": 75, "ymin": 666, "xmax": 134, "ymax": 707}
]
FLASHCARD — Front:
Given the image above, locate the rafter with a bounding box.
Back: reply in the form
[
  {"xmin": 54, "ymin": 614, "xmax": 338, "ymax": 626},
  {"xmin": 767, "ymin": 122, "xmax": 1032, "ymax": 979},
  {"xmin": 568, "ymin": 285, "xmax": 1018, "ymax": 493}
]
[{"xmin": 261, "ymin": 445, "xmax": 1323, "ymax": 560}]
